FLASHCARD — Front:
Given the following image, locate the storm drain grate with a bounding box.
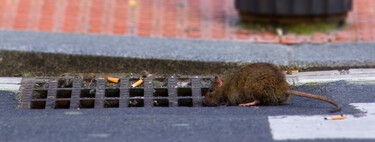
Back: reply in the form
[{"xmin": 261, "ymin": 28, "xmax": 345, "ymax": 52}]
[{"xmin": 19, "ymin": 76, "xmax": 213, "ymax": 109}]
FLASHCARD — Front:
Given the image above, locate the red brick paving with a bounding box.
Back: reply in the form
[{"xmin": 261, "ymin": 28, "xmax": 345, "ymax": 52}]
[
  {"xmin": 0, "ymin": 0, "xmax": 7, "ymax": 28},
  {"xmin": 87, "ymin": 0, "xmax": 105, "ymax": 33},
  {"xmin": 61, "ymin": 0, "xmax": 80, "ymax": 32},
  {"xmin": 113, "ymin": 0, "xmax": 129, "ymax": 34},
  {"xmin": 0, "ymin": 0, "xmax": 374, "ymax": 44},
  {"xmin": 38, "ymin": 0, "xmax": 56, "ymax": 31}
]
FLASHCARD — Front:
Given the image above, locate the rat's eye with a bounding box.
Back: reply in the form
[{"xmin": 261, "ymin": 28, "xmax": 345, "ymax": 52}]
[{"xmin": 209, "ymin": 88, "xmax": 214, "ymax": 92}]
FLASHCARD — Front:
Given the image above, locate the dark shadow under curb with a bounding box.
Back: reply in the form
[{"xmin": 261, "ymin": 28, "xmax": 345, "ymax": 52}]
[
  {"xmin": 1, "ymin": 50, "xmax": 375, "ymax": 77},
  {"xmin": 0, "ymin": 50, "xmax": 245, "ymax": 77}
]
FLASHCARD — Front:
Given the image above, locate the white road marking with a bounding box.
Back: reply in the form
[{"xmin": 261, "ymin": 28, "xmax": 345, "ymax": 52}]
[
  {"xmin": 88, "ymin": 133, "xmax": 111, "ymax": 138},
  {"xmin": 285, "ymin": 69, "xmax": 375, "ymax": 85},
  {"xmin": 268, "ymin": 103, "xmax": 375, "ymax": 140},
  {"xmin": 0, "ymin": 84, "xmax": 20, "ymax": 91},
  {"xmin": 0, "ymin": 77, "xmax": 22, "ymax": 91},
  {"xmin": 0, "ymin": 77, "xmax": 22, "ymax": 84},
  {"xmin": 171, "ymin": 123, "xmax": 190, "ymax": 127},
  {"xmin": 64, "ymin": 111, "xmax": 83, "ymax": 115}
]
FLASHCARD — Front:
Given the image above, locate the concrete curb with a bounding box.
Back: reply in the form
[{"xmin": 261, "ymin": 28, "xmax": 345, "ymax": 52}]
[
  {"xmin": 2, "ymin": 69, "xmax": 375, "ymax": 91},
  {"xmin": 1, "ymin": 31, "xmax": 375, "ymax": 68}
]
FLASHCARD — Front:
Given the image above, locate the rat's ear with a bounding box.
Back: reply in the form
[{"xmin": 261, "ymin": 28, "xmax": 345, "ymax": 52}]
[{"xmin": 215, "ymin": 76, "xmax": 223, "ymax": 87}]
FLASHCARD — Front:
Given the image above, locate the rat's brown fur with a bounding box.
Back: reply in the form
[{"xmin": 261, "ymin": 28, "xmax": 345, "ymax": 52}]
[{"xmin": 203, "ymin": 63, "xmax": 341, "ymax": 113}]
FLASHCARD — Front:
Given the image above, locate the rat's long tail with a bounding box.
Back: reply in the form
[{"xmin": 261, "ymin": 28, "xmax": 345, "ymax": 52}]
[{"xmin": 287, "ymin": 90, "xmax": 341, "ymax": 113}]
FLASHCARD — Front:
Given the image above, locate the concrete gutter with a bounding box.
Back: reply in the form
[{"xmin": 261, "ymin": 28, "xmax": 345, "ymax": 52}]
[{"xmin": 2, "ymin": 68, "xmax": 375, "ymax": 91}]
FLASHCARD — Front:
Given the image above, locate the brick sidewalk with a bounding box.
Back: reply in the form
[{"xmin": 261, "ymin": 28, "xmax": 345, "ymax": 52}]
[{"xmin": 0, "ymin": 0, "xmax": 374, "ymax": 44}]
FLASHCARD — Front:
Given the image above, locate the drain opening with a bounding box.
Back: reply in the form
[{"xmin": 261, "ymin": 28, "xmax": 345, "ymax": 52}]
[
  {"xmin": 129, "ymin": 89, "xmax": 144, "ymax": 97},
  {"xmin": 55, "ymin": 100, "xmax": 70, "ymax": 109},
  {"xmin": 32, "ymin": 90, "xmax": 48, "ymax": 99},
  {"xmin": 80, "ymin": 89, "xmax": 96, "ymax": 98},
  {"xmin": 58, "ymin": 78, "xmax": 73, "ymax": 88},
  {"xmin": 153, "ymin": 88, "xmax": 168, "ymax": 97},
  {"xmin": 79, "ymin": 100, "xmax": 95, "ymax": 108},
  {"xmin": 201, "ymin": 78, "xmax": 213, "ymax": 87},
  {"xmin": 30, "ymin": 101, "xmax": 46, "ymax": 109},
  {"xmin": 178, "ymin": 99, "xmax": 193, "ymax": 107},
  {"xmin": 128, "ymin": 99, "xmax": 144, "ymax": 107},
  {"xmin": 56, "ymin": 90, "xmax": 72, "ymax": 98},
  {"xmin": 177, "ymin": 78, "xmax": 191, "ymax": 88},
  {"xmin": 201, "ymin": 88, "xmax": 209, "ymax": 96},
  {"xmin": 82, "ymin": 78, "xmax": 96, "ymax": 87},
  {"xmin": 34, "ymin": 82, "xmax": 49, "ymax": 88},
  {"xmin": 104, "ymin": 99, "xmax": 119, "ymax": 108},
  {"xmin": 153, "ymin": 78, "xmax": 168, "ymax": 87},
  {"xmin": 106, "ymin": 79, "xmax": 120, "ymax": 87},
  {"xmin": 105, "ymin": 89, "xmax": 120, "ymax": 98},
  {"xmin": 154, "ymin": 99, "xmax": 169, "ymax": 107},
  {"xmin": 177, "ymin": 88, "xmax": 192, "ymax": 96}
]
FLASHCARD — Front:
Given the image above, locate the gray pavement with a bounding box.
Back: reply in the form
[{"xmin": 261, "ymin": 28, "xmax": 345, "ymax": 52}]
[
  {"xmin": 1, "ymin": 30, "xmax": 375, "ymax": 68},
  {"xmin": 1, "ymin": 81, "xmax": 375, "ymax": 142}
]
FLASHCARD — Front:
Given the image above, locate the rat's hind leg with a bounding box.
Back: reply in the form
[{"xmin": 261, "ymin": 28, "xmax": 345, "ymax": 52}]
[{"xmin": 239, "ymin": 100, "xmax": 260, "ymax": 107}]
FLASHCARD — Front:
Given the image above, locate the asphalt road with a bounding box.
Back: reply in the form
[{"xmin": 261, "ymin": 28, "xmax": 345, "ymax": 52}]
[{"xmin": 1, "ymin": 81, "xmax": 375, "ymax": 142}]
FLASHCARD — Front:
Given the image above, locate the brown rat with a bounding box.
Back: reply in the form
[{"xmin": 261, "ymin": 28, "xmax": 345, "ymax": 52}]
[{"xmin": 203, "ymin": 63, "xmax": 341, "ymax": 113}]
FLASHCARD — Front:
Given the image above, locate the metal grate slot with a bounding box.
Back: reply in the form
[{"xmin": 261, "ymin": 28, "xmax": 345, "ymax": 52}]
[
  {"xmin": 105, "ymin": 89, "xmax": 120, "ymax": 98},
  {"xmin": 56, "ymin": 90, "xmax": 72, "ymax": 98},
  {"xmin": 129, "ymin": 89, "xmax": 144, "ymax": 97},
  {"xmin": 55, "ymin": 100, "xmax": 70, "ymax": 109},
  {"xmin": 30, "ymin": 101, "xmax": 46, "ymax": 109},
  {"xmin": 177, "ymin": 78, "xmax": 191, "ymax": 88},
  {"xmin": 154, "ymin": 88, "xmax": 168, "ymax": 97},
  {"xmin": 32, "ymin": 90, "xmax": 48, "ymax": 99},
  {"xmin": 81, "ymin": 79, "xmax": 96, "ymax": 87},
  {"xmin": 177, "ymin": 88, "xmax": 192, "ymax": 97},
  {"xmin": 58, "ymin": 78, "xmax": 73, "ymax": 88},
  {"xmin": 153, "ymin": 99, "xmax": 169, "ymax": 107},
  {"xmin": 34, "ymin": 81, "xmax": 49, "ymax": 89},
  {"xmin": 153, "ymin": 78, "xmax": 168, "ymax": 87},
  {"xmin": 178, "ymin": 99, "xmax": 193, "ymax": 107},
  {"xmin": 128, "ymin": 99, "xmax": 144, "ymax": 107},
  {"xmin": 104, "ymin": 99, "xmax": 119, "ymax": 108},
  {"xmin": 79, "ymin": 100, "xmax": 95, "ymax": 108},
  {"xmin": 80, "ymin": 89, "xmax": 96, "ymax": 98},
  {"xmin": 201, "ymin": 78, "xmax": 213, "ymax": 88}
]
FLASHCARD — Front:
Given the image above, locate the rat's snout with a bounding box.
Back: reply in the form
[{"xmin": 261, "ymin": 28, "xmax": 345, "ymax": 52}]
[
  {"xmin": 203, "ymin": 97, "xmax": 209, "ymax": 105},
  {"xmin": 203, "ymin": 95, "xmax": 217, "ymax": 106}
]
